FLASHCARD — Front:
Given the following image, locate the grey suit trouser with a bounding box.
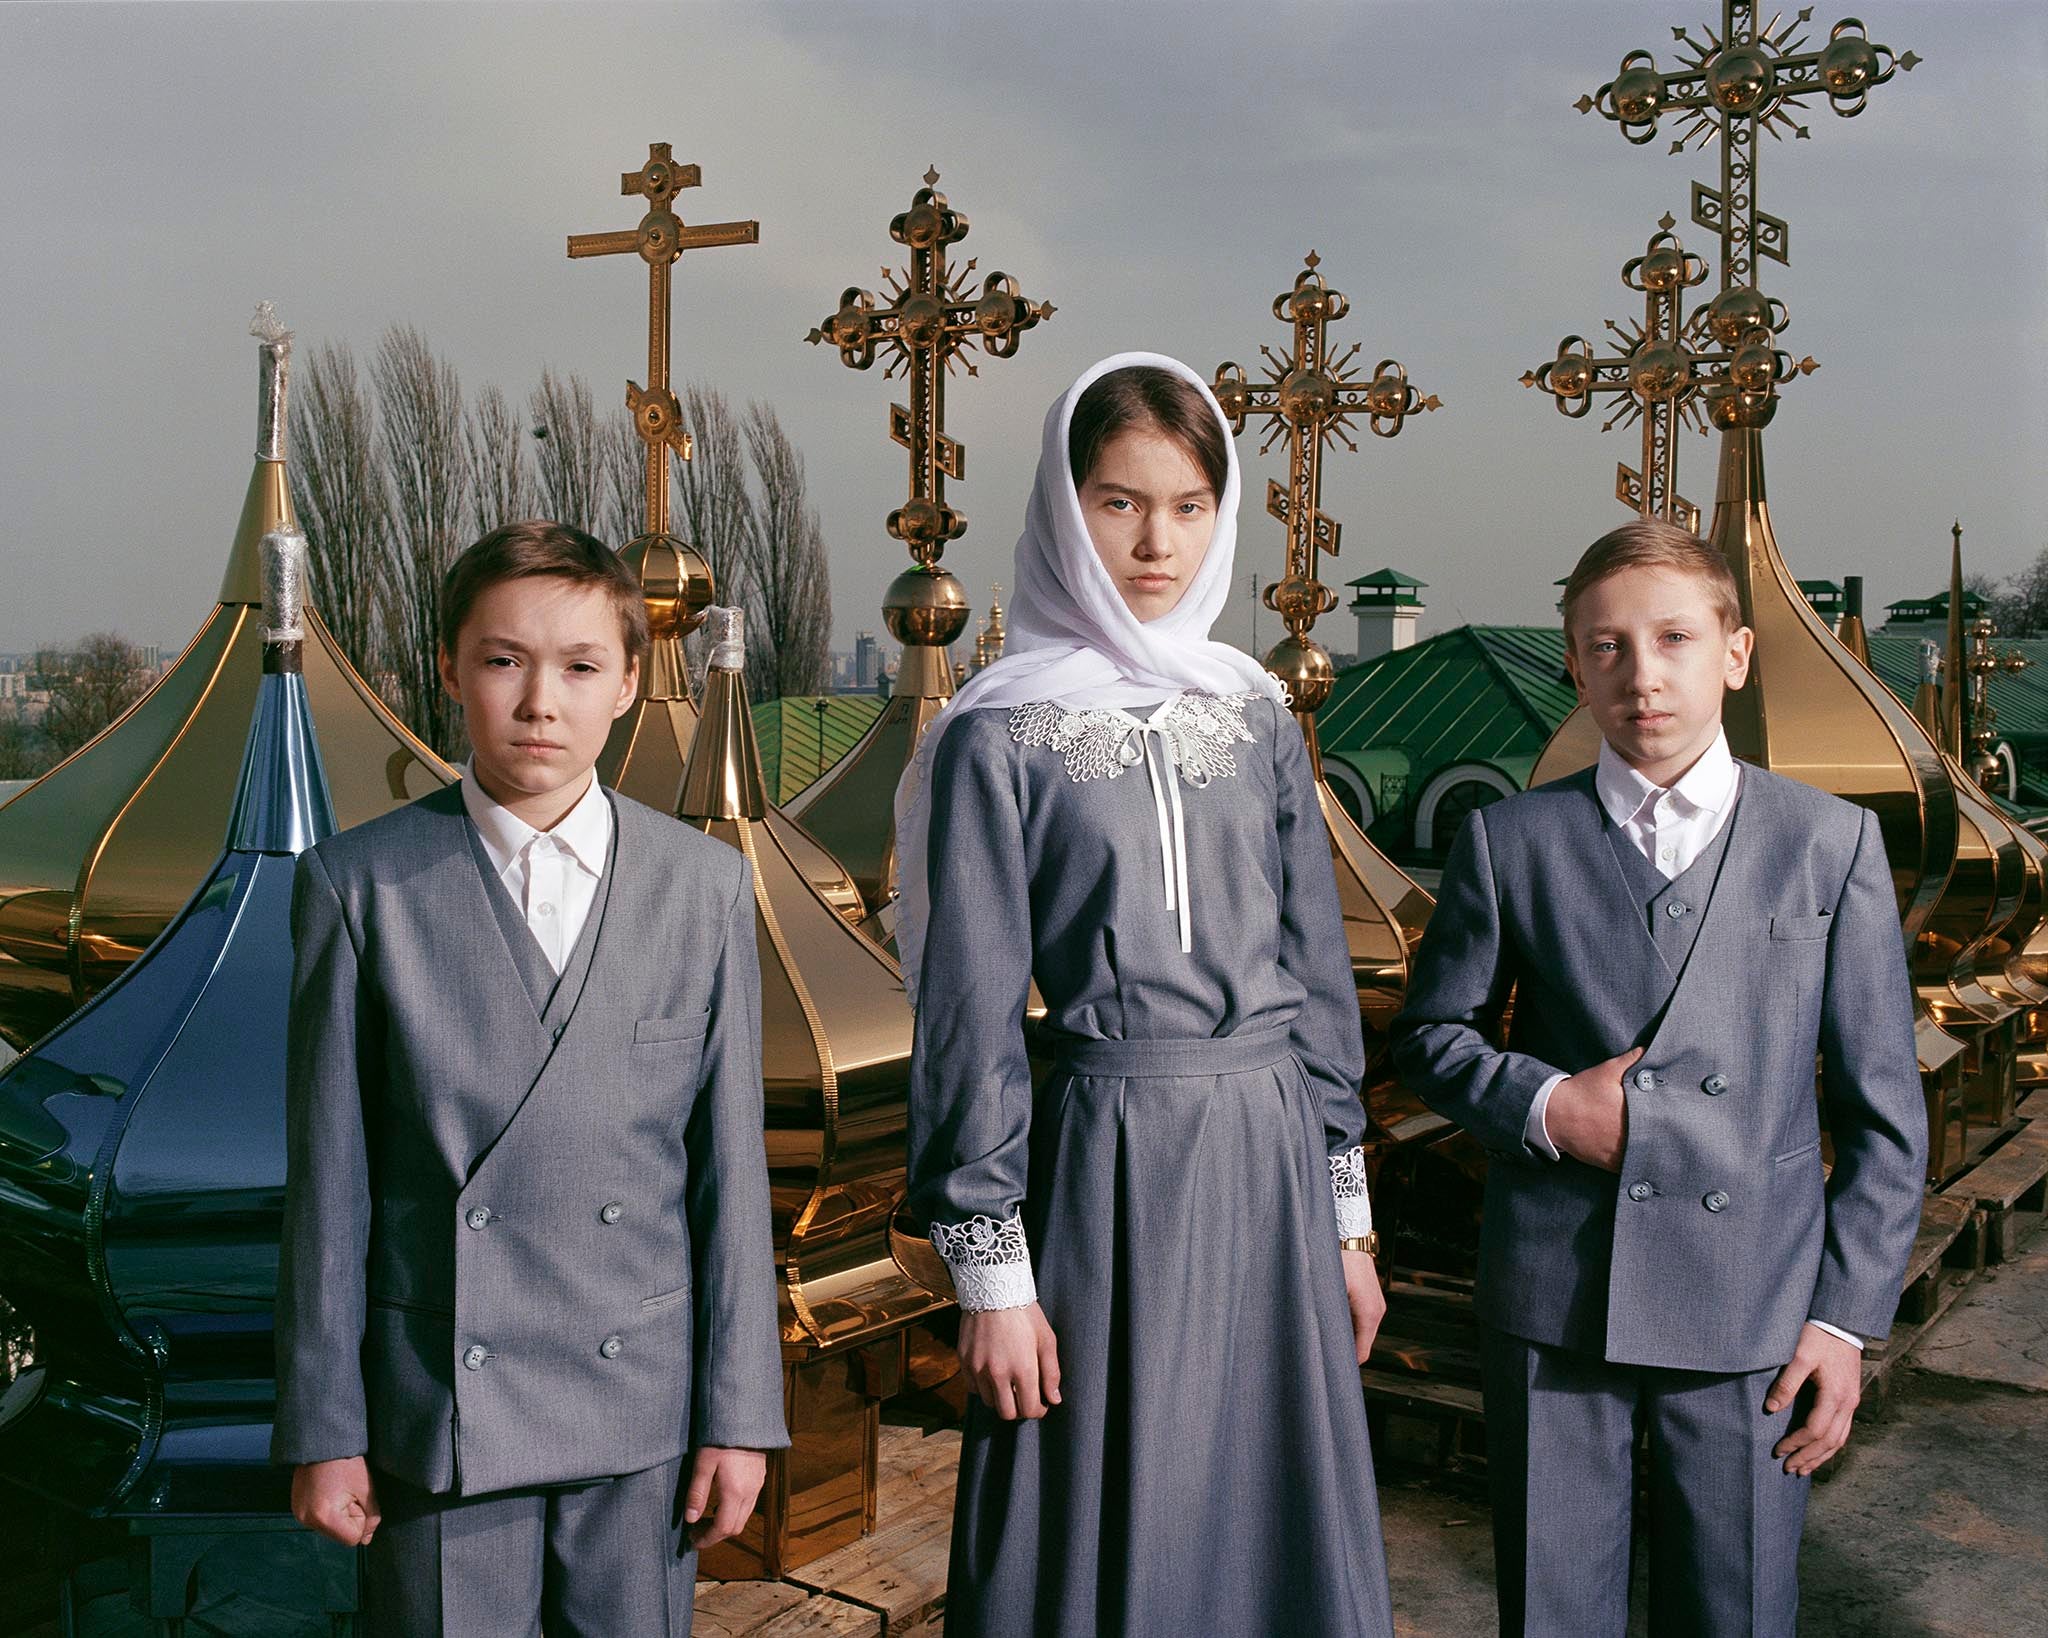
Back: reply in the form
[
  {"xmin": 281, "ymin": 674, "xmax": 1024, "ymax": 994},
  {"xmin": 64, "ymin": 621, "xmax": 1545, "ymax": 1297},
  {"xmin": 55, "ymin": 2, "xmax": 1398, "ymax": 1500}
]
[
  {"xmin": 364, "ymin": 1456, "xmax": 695, "ymax": 1637},
  {"xmin": 1481, "ymin": 1329, "xmax": 1810, "ymax": 1638}
]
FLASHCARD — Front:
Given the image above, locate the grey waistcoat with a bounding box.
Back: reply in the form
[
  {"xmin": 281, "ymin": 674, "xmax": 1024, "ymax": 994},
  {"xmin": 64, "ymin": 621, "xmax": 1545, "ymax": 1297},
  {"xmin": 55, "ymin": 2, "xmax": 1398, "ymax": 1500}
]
[{"xmin": 1603, "ymin": 797, "xmax": 1738, "ymax": 988}]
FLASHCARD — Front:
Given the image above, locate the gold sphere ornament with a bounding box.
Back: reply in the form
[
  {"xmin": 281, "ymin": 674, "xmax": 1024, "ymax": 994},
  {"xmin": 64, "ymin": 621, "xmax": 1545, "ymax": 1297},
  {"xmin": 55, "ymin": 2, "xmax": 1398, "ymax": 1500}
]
[
  {"xmin": 883, "ymin": 563, "xmax": 972, "ymax": 648},
  {"xmin": 1278, "ymin": 368, "xmax": 1338, "ymax": 423},
  {"xmin": 1706, "ymin": 44, "xmax": 1774, "ymax": 115},
  {"xmin": 1264, "ymin": 635, "xmax": 1337, "ymax": 714},
  {"xmin": 1628, "ymin": 339, "xmax": 1692, "ymax": 400},
  {"xmin": 1612, "ymin": 60, "xmax": 1667, "ymax": 126},
  {"xmin": 619, "ymin": 532, "xmax": 716, "ymax": 641}
]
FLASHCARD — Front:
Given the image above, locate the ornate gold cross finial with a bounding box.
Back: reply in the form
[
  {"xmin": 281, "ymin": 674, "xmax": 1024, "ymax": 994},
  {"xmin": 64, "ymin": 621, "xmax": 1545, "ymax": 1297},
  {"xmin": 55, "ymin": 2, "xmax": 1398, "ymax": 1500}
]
[
  {"xmin": 807, "ymin": 170, "xmax": 1054, "ymax": 572},
  {"xmin": 1579, "ymin": 4, "xmax": 1917, "ymax": 303},
  {"xmin": 568, "ymin": 143, "xmax": 759, "ymax": 538},
  {"xmin": 1212, "ymin": 253, "xmax": 1439, "ymax": 713},
  {"xmin": 1521, "ymin": 220, "xmax": 1813, "ymax": 532}
]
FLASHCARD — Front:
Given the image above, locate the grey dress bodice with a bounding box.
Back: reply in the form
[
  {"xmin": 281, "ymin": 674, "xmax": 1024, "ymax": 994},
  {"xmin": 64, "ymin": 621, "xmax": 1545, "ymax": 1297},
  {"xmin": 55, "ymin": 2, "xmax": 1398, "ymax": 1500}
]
[{"xmin": 907, "ymin": 689, "xmax": 1369, "ymax": 1288}]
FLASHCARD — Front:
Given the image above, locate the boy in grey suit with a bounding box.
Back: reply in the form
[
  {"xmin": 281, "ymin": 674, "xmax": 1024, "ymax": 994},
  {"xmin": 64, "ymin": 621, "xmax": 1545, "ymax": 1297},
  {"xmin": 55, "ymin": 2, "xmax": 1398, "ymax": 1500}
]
[
  {"xmin": 273, "ymin": 522, "xmax": 787, "ymax": 1636},
  {"xmin": 1392, "ymin": 520, "xmax": 1925, "ymax": 1636}
]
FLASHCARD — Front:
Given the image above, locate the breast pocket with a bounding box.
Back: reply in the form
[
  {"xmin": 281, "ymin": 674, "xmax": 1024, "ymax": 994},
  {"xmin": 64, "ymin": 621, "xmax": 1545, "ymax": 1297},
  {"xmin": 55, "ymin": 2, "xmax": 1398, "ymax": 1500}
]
[
  {"xmin": 1768, "ymin": 913, "xmax": 1833, "ymax": 943},
  {"xmin": 634, "ymin": 1009, "xmax": 710, "ymax": 1045}
]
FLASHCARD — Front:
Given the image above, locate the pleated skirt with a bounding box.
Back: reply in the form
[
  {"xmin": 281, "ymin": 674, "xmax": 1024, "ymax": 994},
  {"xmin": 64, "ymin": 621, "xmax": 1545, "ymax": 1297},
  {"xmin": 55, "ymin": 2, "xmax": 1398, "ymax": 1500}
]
[{"xmin": 943, "ymin": 1027, "xmax": 1394, "ymax": 1638}]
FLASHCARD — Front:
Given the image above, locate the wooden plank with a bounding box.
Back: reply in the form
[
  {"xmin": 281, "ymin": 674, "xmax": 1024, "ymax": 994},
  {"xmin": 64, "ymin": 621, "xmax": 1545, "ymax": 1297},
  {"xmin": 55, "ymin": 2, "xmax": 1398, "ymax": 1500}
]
[
  {"xmin": 788, "ymin": 1500, "xmax": 952, "ymax": 1601},
  {"xmin": 1359, "ymin": 1366, "xmax": 1486, "ymax": 1418},
  {"xmin": 2017, "ymin": 1088, "xmax": 2048, "ymax": 1123},
  {"xmin": 693, "ymin": 1579, "xmax": 814, "ymax": 1637},
  {"xmin": 825, "ymin": 1513, "xmax": 954, "ymax": 1630},
  {"xmin": 1955, "ymin": 1122, "xmax": 2048, "ymax": 1210},
  {"xmin": 751, "ymin": 1592, "xmax": 883, "ymax": 1638},
  {"xmin": 1895, "ymin": 1193, "xmax": 1974, "ymax": 1323}
]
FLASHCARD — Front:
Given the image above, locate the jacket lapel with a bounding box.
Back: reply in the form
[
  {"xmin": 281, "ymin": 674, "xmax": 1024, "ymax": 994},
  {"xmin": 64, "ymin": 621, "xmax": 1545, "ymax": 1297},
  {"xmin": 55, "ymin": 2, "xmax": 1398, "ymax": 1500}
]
[{"xmin": 461, "ymin": 793, "xmax": 629, "ymax": 1178}]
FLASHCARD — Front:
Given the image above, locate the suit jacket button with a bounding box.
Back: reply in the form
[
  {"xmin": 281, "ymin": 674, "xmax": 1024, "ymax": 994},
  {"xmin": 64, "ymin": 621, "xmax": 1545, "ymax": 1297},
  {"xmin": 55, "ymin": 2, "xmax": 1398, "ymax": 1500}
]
[
  {"xmin": 462, "ymin": 1345, "xmax": 488, "ymax": 1371},
  {"xmin": 599, "ymin": 1202, "xmax": 623, "ymax": 1225},
  {"xmin": 1702, "ymin": 1074, "xmax": 1728, "ymax": 1095},
  {"xmin": 1666, "ymin": 901, "xmax": 1688, "ymax": 918},
  {"xmin": 1634, "ymin": 1069, "xmax": 1657, "ymax": 1091},
  {"xmin": 599, "ymin": 1335, "xmax": 623, "ymax": 1359},
  {"xmin": 465, "ymin": 1207, "xmax": 491, "ymax": 1231},
  {"xmin": 1627, "ymin": 1181, "xmax": 1653, "ymax": 1202},
  {"xmin": 1704, "ymin": 1190, "xmax": 1730, "ymax": 1212}
]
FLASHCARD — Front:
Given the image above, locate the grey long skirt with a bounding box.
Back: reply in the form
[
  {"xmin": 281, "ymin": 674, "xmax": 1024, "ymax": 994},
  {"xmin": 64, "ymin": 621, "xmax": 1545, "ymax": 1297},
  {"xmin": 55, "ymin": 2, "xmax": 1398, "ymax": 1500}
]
[{"xmin": 944, "ymin": 1027, "xmax": 1395, "ymax": 1638}]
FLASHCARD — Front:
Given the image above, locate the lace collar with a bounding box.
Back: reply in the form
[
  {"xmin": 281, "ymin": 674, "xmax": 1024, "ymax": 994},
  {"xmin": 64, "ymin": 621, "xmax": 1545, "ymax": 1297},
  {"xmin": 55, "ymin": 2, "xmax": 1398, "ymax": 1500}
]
[{"xmin": 1006, "ymin": 690, "xmax": 1261, "ymax": 786}]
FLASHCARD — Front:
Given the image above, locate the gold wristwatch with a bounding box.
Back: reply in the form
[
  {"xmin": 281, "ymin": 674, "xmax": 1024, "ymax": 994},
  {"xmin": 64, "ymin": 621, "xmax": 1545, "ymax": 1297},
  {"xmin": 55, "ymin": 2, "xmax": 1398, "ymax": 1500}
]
[{"xmin": 1339, "ymin": 1232, "xmax": 1380, "ymax": 1257}]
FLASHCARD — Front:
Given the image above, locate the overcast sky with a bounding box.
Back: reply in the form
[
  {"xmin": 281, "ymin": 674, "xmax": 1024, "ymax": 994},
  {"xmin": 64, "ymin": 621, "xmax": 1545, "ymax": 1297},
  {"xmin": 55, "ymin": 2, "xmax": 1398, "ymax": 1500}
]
[{"xmin": 3, "ymin": 1, "xmax": 2042, "ymax": 661}]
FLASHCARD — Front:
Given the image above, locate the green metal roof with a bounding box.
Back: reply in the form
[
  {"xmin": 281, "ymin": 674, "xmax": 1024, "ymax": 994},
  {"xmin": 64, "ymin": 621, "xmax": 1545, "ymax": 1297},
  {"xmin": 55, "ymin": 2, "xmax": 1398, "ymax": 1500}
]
[
  {"xmin": 753, "ymin": 693, "xmax": 887, "ymax": 805},
  {"xmin": 1346, "ymin": 567, "xmax": 1427, "ymax": 589},
  {"xmin": 1321, "ymin": 626, "xmax": 1576, "ymax": 770}
]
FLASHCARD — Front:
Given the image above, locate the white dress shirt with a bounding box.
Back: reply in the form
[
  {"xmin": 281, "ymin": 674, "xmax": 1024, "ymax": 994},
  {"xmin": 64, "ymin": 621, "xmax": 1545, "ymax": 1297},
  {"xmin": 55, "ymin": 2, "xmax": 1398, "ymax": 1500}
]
[
  {"xmin": 1520, "ymin": 730, "xmax": 1861, "ymax": 1349},
  {"xmin": 461, "ymin": 767, "xmax": 612, "ymax": 974}
]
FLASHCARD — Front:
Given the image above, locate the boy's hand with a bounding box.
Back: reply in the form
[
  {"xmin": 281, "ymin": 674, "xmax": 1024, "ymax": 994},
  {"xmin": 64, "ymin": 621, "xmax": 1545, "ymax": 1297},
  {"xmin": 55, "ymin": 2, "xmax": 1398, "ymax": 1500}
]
[
  {"xmin": 683, "ymin": 1445, "xmax": 766, "ymax": 1549},
  {"xmin": 291, "ymin": 1457, "xmax": 380, "ymax": 1547},
  {"xmin": 1547, "ymin": 1046, "xmax": 1642, "ymax": 1172},
  {"xmin": 957, "ymin": 1302, "xmax": 1062, "ymax": 1421},
  {"xmin": 1767, "ymin": 1322, "xmax": 1863, "ymax": 1477},
  {"xmin": 1341, "ymin": 1248, "xmax": 1385, "ymax": 1364}
]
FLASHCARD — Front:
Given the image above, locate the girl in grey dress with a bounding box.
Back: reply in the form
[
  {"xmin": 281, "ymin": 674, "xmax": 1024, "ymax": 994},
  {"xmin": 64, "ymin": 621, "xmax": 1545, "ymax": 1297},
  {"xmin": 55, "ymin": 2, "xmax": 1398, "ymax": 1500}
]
[{"xmin": 898, "ymin": 353, "xmax": 1393, "ymax": 1638}]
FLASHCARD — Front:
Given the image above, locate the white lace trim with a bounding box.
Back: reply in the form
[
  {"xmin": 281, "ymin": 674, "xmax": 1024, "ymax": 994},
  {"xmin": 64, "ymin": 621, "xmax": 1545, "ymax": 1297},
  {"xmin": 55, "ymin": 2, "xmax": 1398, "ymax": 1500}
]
[
  {"xmin": 1008, "ymin": 691, "xmax": 1261, "ymax": 954},
  {"xmin": 1330, "ymin": 1144, "xmax": 1374, "ymax": 1240},
  {"xmin": 929, "ymin": 1213, "xmax": 1037, "ymax": 1312},
  {"xmin": 1007, "ymin": 690, "xmax": 1260, "ymax": 787}
]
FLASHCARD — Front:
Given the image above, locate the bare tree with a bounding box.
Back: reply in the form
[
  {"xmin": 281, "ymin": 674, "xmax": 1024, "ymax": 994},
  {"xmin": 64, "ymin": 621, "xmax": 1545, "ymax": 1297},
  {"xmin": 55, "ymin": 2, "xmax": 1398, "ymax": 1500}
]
[
  {"xmin": 737, "ymin": 404, "xmax": 833, "ymax": 701},
  {"xmin": 374, "ymin": 326, "xmax": 472, "ymax": 760},
  {"xmin": 599, "ymin": 408, "xmax": 646, "ymax": 548},
  {"xmin": 672, "ymin": 384, "xmax": 758, "ymax": 593},
  {"xmin": 34, "ymin": 634, "xmax": 150, "ymax": 757},
  {"xmin": 528, "ymin": 368, "xmax": 602, "ymax": 536},
  {"xmin": 468, "ymin": 383, "xmax": 533, "ymax": 539},
  {"xmin": 289, "ymin": 342, "xmax": 388, "ymax": 677}
]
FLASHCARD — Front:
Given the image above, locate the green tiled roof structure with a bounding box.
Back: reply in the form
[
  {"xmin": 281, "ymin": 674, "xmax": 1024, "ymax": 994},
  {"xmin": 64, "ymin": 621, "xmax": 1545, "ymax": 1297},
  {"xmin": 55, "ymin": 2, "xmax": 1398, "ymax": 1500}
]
[{"xmin": 753, "ymin": 694, "xmax": 887, "ymax": 805}]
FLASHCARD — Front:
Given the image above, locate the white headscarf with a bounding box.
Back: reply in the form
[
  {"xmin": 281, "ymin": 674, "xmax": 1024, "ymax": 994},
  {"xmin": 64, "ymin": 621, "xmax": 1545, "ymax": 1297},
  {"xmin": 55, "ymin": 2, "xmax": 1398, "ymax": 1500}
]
[{"xmin": 892, "ymin": 350, "xmax": 1284, "ymax": 1005}]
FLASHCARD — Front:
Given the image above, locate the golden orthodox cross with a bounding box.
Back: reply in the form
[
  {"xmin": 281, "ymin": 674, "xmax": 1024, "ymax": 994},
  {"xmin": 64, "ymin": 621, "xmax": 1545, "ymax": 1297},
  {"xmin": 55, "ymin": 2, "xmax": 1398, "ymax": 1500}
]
[
  {"xmin": 1523, "ymin": 219, "xmax": 1724, "ymax": 532},
  {"xmin": 1580, "ymin": 3, "xmax": 1916, "ymax": 310},
  {"xmin": 806, "ymin": 168, "xmax": 1053, "ymax": 570},
  {"xmin": 568, "ymin": 143, "xmax": 758, "ymax": 538},
  {"xmin": 1212, "ymin": 252, "xmax": 1438, "ymax": 664}
]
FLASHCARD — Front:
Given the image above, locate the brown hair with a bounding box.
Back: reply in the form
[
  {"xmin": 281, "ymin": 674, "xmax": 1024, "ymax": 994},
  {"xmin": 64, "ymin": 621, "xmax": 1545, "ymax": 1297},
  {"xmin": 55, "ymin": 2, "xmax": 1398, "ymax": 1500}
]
[
  {"xmin": 1067, "ymin": 366, "xmax": 1230, "ymax": 500},
  {"xmin": 1561, "ymin": 518, "xmax": 1743, "ymax": 643},
  {"xmin": 438, "ymin": 519, "xmax": 651, "ymax": 670}
]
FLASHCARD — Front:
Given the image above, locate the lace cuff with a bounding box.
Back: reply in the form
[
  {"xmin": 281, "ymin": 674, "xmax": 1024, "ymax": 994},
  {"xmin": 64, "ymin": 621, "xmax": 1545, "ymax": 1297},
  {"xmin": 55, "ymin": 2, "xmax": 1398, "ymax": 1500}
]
[
  {"xmin": 1329, "ymin": 1145, "xmax": 1373, "ymax": 1240},
  {"xmin": 929, "ymin": 1213, "xmax": 1037, "ymax": 1312}
]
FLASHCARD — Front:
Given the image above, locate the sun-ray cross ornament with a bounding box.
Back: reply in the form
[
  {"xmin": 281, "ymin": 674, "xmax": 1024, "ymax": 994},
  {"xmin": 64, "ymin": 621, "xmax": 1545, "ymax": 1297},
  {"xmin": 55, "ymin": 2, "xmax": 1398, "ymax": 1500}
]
[
  {"xmin": 1578, "ymin": 3, "xmax": 1917, "ymax": 304},
  {"xmin": 568, "ymin": 143, "xmax": 759, "ymax": 538},
  {"xmin": 1521, "ymin": 217, "xmax": 1819, "ymax": 534},
  {"xmin": 1212, "ymin": 252, "xmax": 1439, "ymax": 716},
  {"xmin": 807, "ymin": 168, "xmax": 1054, "ymax": 572}
]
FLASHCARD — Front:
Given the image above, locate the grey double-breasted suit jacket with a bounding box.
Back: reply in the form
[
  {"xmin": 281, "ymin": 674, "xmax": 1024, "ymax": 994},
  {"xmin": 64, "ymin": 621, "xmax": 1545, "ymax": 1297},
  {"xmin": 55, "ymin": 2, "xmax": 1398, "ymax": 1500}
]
[
  {"xmin": 271, "ymin": 784, "xmax": 787, "ymax": 1497},
  {"xmin": 1390, "ymin": 763, "xmax": 1926, "ymax": 1373}
]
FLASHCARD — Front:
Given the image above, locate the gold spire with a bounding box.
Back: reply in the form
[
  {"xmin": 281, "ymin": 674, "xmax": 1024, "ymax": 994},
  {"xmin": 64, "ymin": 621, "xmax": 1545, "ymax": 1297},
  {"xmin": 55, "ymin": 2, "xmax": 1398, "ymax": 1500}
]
[
  {"xmin": 0, "ymin": 310, "xmax": 453, "ymax": 1052},
  {"xmin": 675, "ymin": 608, "xmax": 944, "ymax": 1576},
  {"xmin": 1942, "ymin": 520, "xmax": 1966, "ymax": 759}
]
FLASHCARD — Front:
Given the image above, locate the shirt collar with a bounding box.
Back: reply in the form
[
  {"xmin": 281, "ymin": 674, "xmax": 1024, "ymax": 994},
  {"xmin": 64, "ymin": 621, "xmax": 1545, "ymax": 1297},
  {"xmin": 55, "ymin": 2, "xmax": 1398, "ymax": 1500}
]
[
  {"xmin": 460, "ymin": 764, "xmax": 612, "ymax": 879},
  {"xmin": 1594, "ymin": 727, "xmax": 1737, "ymax": 829}
]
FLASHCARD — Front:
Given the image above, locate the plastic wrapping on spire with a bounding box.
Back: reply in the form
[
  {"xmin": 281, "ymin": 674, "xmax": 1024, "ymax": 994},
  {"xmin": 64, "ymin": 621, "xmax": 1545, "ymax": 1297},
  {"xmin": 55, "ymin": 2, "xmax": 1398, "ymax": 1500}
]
[
  {"xmin": 705, "ymin": 603, "xmax": 745, "ymax": 672},
  {"xmin": 250, "ymin": 301, "xmax": 293, "ymax": 461},
  {"xmin": 259, "ymin": 524, "xmax": 308, "ymax": 645}
]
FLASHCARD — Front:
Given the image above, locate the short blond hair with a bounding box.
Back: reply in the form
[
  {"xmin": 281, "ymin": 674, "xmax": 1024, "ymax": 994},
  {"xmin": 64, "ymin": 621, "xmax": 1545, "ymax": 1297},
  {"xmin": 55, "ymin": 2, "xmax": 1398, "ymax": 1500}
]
[{"xmin": 1561, "ymin": 519, "xmax": 1743, "ymax": 643}]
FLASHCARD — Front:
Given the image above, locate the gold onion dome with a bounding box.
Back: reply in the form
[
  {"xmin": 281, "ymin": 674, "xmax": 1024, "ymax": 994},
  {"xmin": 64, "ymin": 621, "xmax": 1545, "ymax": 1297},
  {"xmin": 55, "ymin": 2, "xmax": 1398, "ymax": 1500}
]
[
  {"xmin": 676, "ymin": 605, "xmax": 945, "ymax": 1573},
  {"xmin": 786, "ymin": 564, "xmax": 965, "ymax": 920},
  {"xmin": 598, "ymin": 531, "xmax": 864, "ymax": 924},
  {"xmin": 0, "ymin": 307, "xmax": 450, "ymax": 1055}
]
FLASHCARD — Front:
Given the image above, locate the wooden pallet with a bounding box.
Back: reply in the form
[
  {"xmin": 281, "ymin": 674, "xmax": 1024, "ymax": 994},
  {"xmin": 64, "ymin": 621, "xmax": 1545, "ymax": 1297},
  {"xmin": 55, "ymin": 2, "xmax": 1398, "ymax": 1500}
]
[
  {"xmin": 695, "ymin": 1425, "xmax": 960, "ymax": 1637},
  {"xmin": 1949, "ymin": 1120, "xmax": 2048, "ymax": 1263}
]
